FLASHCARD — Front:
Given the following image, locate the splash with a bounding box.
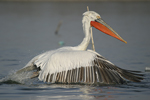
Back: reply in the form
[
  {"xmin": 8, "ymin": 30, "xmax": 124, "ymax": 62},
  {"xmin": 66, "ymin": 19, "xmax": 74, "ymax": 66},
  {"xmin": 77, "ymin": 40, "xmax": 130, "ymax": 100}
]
[{"xmin": 0, "ymin": 70, "xmax": 34, "ymax": 85}]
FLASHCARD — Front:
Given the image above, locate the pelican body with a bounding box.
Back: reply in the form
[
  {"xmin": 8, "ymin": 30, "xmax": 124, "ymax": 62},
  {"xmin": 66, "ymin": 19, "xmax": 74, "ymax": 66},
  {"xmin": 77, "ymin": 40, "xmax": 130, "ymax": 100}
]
[{"xmin": 17, "ymin": 11, "xmax": 143, "ymax": 84}]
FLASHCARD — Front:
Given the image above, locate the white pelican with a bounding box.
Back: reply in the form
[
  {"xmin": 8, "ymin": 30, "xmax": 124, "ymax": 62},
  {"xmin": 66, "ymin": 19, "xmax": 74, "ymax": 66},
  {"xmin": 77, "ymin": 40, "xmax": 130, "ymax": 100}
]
[{"xmin": 16, "ymin": 11, "xmax": 143, "ymax": 84}]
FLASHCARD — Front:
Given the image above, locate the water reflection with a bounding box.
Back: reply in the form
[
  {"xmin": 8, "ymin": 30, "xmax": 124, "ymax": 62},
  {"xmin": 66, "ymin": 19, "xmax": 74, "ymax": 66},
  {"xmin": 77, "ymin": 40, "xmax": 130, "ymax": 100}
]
[
  {"xmin": 29, "ymin": 84, "xmax": 119, "ymax": 100},
  {"xmin": 29, "ymin": 82, "xmax": 150, "ymax": 100},
  {"xmin": 80, "ymin": 86, "xmax": 117, "ymax": 100}
]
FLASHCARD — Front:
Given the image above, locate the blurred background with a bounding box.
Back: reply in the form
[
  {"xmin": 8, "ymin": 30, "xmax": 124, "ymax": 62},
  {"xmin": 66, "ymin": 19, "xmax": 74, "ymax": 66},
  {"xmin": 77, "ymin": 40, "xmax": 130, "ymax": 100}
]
[
  {"xmin": 1, "ymin": 0, "xmax": 150, "ymax": 1},
  {"xmin": 0, "ymin": 1, "xmax": 150, "ymax": 100}
]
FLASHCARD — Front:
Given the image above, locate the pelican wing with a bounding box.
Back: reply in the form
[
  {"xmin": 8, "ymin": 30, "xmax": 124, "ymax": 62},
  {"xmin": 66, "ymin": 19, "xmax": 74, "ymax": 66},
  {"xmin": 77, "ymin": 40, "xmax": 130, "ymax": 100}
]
[
  {"xmin": 32, "ymin": 49, "xmax": 143, "ymax": 84},
  {"xmin": 35, "ymin": 50, "xmax": 95, "ymax": 83}
]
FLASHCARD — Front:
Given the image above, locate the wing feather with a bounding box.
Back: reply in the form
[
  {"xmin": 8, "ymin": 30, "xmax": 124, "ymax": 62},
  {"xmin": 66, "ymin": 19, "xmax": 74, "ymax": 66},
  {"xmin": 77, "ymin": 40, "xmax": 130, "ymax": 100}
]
[{"xmin": 32, "ymin": 49, "xmax": 143, "ymax": 84}]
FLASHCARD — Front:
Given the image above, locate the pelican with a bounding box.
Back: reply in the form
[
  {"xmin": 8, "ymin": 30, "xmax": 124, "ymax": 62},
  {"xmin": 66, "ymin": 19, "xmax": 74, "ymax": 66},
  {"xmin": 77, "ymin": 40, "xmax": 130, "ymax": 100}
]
[{"xmin": 16, "ymin": 11, "xmax": 143, "ymax": 84}]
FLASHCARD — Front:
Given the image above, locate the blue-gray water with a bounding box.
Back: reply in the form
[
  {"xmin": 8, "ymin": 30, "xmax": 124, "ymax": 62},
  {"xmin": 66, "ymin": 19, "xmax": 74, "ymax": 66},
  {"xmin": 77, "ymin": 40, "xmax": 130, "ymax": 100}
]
[{"xmin": 0, "ymin": 2, "xmax": 150, "ymax": 100}]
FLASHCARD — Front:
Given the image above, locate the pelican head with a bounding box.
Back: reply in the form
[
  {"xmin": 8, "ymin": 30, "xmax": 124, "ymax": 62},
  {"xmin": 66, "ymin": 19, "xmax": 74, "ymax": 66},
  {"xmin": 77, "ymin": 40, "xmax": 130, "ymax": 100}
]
[{"xmin": 83, "ymin": 11, "xmax": 127, "ymax": 44}]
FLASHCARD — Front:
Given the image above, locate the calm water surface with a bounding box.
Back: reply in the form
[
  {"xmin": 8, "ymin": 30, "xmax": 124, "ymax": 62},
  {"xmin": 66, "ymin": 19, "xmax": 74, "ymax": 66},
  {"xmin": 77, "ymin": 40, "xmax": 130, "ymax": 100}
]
[{"xmin": 0, "ymin": 2, "xmax": 150, "ymax": 100}]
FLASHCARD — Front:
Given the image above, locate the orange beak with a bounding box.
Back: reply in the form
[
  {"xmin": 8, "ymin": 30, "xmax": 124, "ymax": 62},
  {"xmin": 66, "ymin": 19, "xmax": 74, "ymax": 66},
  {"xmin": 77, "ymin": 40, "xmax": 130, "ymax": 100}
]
[{"xmin": 91, "ymin": 18, "xmax": 127, "ymax": 44}]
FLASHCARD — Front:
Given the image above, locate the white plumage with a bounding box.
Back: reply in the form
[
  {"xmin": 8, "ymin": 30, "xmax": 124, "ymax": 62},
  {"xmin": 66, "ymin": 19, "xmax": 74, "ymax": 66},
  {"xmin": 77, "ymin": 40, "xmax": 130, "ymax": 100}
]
[
  {"xmin": 16, "ymin": 11, "xmax": 143, "ymax": 84},
  {"xmin": 36, "ymin": 49, "xmax": 95, "ymax": 82}
]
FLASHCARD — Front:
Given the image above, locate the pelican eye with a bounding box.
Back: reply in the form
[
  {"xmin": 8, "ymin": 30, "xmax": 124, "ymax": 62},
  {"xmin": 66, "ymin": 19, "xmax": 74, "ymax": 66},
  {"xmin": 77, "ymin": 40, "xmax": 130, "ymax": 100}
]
[{"xmin": 96, "ymin": 16, "xmax": 101, "ymax": 19}]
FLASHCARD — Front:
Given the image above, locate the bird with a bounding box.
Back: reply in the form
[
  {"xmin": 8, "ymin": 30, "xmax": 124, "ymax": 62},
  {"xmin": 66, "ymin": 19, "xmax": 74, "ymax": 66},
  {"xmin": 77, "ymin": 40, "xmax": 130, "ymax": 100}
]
[{"xmin": 16, "ymin": 11, "xmax": 143, "ymax": 84}]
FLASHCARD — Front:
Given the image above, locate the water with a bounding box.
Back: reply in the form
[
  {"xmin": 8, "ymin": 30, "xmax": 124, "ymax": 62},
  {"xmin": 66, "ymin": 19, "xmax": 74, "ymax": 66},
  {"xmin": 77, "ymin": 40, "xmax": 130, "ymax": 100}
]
[{"xmin": 0, "ymin": 2, "xmax": 150, "ymax": 100}]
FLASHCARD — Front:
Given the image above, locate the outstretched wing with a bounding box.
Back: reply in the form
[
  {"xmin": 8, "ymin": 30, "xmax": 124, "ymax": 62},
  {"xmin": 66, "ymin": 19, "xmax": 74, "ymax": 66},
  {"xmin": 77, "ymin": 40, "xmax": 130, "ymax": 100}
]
[{"xmin": 33, "ymin": 49, "xmax": 143, "ymax": 84}]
